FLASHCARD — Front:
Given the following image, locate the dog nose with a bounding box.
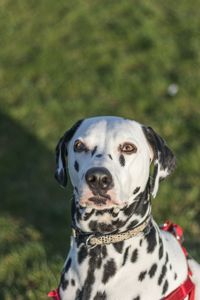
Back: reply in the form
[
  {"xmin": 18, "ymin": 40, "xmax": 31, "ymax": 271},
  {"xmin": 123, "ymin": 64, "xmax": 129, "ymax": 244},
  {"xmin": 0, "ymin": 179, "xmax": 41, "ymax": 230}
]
[{"xmin": 85, "ymin": 167, "xmax": 113, "ymax": 191}]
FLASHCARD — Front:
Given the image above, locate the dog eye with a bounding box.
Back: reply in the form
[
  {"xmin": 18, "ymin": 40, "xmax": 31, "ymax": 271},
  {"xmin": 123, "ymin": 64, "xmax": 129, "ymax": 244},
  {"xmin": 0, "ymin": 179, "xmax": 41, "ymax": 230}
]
[
  {"xmin": 119, "ymin": 143, "xmax": 137, "ymax": 154},
  {"xmin": 74, "ymin": 140, "xmax": 87, "ymax": 152}
]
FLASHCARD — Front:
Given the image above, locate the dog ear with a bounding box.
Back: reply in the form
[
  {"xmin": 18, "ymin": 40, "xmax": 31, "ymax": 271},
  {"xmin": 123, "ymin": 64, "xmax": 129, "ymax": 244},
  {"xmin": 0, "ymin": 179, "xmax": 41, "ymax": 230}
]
[
  {"xmin": 55, "ymin": 120, "xmax": 83, "ymax": 187},
  {"xmin": 142, "ymin": 126, "xmax": 176, "ymax": 198}
]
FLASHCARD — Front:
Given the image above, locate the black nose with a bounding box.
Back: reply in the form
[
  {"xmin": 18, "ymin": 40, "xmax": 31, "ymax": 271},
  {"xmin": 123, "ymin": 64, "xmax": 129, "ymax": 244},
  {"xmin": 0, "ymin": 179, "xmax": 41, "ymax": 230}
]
[{"xmin": 85, "ymin": 167, "xmax": 113, "ymax": 192}]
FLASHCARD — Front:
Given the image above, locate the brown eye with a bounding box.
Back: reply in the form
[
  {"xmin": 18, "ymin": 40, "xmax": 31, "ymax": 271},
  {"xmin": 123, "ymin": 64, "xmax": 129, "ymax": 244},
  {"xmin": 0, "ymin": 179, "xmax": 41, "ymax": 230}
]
[
  {"xmin": 74, "ymin": 140, "xmax": 87, "ymax": 152},
  {"xmin": 119, "ymin": 143, "xmax": 137, "ymax": 154}
]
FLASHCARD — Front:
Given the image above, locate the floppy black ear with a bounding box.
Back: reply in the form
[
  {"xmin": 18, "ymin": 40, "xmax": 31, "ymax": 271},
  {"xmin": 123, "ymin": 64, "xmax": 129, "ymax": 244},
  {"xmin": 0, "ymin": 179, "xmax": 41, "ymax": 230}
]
[
  {"xmin": 142, "ymin": 126, "xmax": 176, "ymax": 198},
  {"xmin": 55, "ymin": 120, "xmax": 83, "ymax": 187}
]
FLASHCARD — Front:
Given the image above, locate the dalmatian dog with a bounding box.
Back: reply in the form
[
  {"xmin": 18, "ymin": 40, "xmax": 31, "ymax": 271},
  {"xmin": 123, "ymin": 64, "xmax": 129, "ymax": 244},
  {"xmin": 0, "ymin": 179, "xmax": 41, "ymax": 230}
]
[{"xmin": 54, "ymin": 116, "xmax": 200, "ymax": 300}]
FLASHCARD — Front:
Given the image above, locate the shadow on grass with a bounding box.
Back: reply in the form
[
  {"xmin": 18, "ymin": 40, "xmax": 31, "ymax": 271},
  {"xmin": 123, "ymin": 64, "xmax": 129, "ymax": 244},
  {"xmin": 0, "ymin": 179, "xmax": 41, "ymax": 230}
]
[{"xmin": 0, "ymin": 110, "xmax": 71, "ymax": 257}]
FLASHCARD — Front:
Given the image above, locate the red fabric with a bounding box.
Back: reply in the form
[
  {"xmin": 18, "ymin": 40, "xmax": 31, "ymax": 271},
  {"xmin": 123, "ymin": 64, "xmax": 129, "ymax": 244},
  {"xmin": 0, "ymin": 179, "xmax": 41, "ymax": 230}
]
[{"xmin": 48, "ymin": 288, "xmax": 60, "ymax": 300}]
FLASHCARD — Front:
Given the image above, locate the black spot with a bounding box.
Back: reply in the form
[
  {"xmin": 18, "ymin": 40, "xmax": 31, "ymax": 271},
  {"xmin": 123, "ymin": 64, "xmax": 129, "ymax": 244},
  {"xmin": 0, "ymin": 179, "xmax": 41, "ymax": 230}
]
[
  {"xmin": 134, "ymin": 189, "xmax": 150, "ymax": 217},
  {"xmin": 174, "ymin": 272, "xmax": 177, "ymax": 280},
  {"xmin": 60, "ymin": 272, "xmax": 69, "ymax": 291},
  {"xmin": 158, "ymin": 265, "xmax": 167, "ymax": 285},
  {"xmin": 78, "ymin": 244, "xmax": 88, "ymax": 264},
  {"xmin": 169, "ymin": 264, "xmax": 172, "ymax": 270},
  {"xmin": 99, "ymin": 222, "xmax": 114, "ymax": 233},
  {"xmin": 89, "ymin": 247, "xmax": 102, "ymax": 269},
  {"xmin": 96, "ymin": 154, "xmax": 103, "ymax": 158},
  {"xmin": 102, "ymin": 246, "xmax": 107, "ymax": 258},
  {"xmin": 127, "ymin": 220, "xmax": 138, "ymax": 229},
  {"xmin": 162, "ymin": 280, "xmax": 169, "ymax": 295},
  {"xmin": 111, "ymin": 209, "xmax": 119, "ymax": 218},
  {"xmin": 119, "ymin": 154, "xmax": 125, "ymax": 166},
  {"xmin": 94, "ymin": 291, "xmax": 107, "ymax": 300},
  {"xmin": 84, "ymin": 209, "xmax": 95, "ymax": 221},
  {"xmin": 122, "ymin": 246, "xmax": 130, "ymax": 266},
  {"xmin": 112, "ymin": 218, "xmax": 126, "ymax": 229},
  {"xmin": 124, "ymin": 202, "xmax": 135, "ymax": 216},
  {"xmin": 88, "ymin": 219, "xmax": 116, "ymax": 233},
  {"xmin": 133, "ymin": 187, "xmax": 140, "ymax": 195},
  {"xmin": 159, "ymin": 238, "xmax": 164, "ymax": 259},
  {"xmin": 102, "ymin": 259, "xmax": 117, "ymax": 284},
  {"xmin": 61, "ymin": 279, "xmax": 69, "ymax": 290},
  {"xmin": 133, "ymin": 297, "xmax": 140, "ymax": 300},
  {"xmin": 74, "ymin": 160, "xmax": 79, "ymax": 172},
  {"xmin": 76, "ymin": 207, "xmax": 82, "ymax": 223},
  {"xmin": 89, "ymin": 246, "xmax": 101, "ymax": 257},
  {"xmin": 91, "ymin": 146, "xmax": 97, "ymax": 156},
  {"xmin": 96, "ymin": 256, "xmax": 102, "ymax": 269},
  {"xmin": 139, "ymin": 239, "xmax": 143, "ymax": 247},
  {"xmin": 65, "ymin": 258, "xmax": 72, "ymax": 273},
  {"xmin": 75, "ymin": 289, "xmax": 81, "ymax": 298},
  {"xmin": 131, "ymin": 249, "xmax": 138, "ymax": 263},
  {"xmin": 124, "ymin": 187, "xmax": 150, "ymax": 218},
  {"xmin": 148, "ymin": 263, "xmax": 157, "ymax": 278},
  {"xmin": 113, "ymin": 241, "xmax": 124, "ymax": 254},
  {"xmin": 138, "ymin": 270, "xmax": 147, "ymax": 281},
  {"xmin": 80, "ymin": 248, "xmax": 100, "ymax": 299},
  {"xmin": 71, "ymin": 279, "xmax": 75, "ymax": 286},
  {"xmin": 165, "ymin": 252, "xmax": 169, "ymax": 264},
  {"xmin": 89, "ymin": 220, "xmax": 98, "ymax": 232},
  {"xmin": 108, "ymin": 154, "xmax": 113, "ymax": 160},
  {"xmin": 145, "ymin": 226, "xmax": 157, "ymax": 253}
]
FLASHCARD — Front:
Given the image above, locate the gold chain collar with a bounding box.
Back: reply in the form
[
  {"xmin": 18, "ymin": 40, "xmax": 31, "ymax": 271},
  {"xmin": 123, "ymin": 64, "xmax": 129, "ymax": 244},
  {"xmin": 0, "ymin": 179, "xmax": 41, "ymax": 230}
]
[{"xmin": 72, "ymin": 216, "xmax": 151, "ymax": 248}]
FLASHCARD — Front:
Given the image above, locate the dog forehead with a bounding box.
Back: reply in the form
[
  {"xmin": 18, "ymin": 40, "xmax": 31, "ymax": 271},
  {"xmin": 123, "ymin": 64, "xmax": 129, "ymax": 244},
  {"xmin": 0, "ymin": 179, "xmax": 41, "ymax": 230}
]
[{"xmin": 71, "ymin": 116, "xmax": 145, "ymax": 144}]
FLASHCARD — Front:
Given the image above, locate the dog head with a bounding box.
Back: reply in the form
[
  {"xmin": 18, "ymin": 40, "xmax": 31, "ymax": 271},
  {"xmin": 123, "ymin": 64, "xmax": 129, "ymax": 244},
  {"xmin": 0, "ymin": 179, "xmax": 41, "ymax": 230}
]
[{"xmin": 55, "ymin": 117, "xmax": 176, "ymax": 232}]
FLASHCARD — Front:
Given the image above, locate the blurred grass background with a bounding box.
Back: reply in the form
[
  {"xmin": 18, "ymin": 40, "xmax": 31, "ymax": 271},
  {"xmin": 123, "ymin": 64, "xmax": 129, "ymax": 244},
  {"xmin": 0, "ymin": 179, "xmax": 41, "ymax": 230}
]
[{"xmin": 0, "ymin": 0, "xmax": 200, "ymax": 299}]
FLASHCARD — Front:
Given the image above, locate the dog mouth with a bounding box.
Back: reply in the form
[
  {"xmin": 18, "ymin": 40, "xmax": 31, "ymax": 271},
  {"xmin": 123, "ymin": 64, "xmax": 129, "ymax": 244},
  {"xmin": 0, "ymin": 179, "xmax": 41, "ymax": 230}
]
[
  {"xmin": 88, "ymin": 195, "xmax": 110, "ymax": 206},
  {"xmin": 80, "ymin": 193, "xmax": 122, "ymax": 210}
]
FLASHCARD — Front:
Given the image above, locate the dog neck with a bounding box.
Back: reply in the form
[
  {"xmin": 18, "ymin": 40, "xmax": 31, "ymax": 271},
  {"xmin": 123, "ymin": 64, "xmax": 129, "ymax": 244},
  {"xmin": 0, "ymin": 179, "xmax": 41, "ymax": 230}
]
[
  {"xmin": 71, "ymin": 182, "xmax": 152, "ymax": 238},
  {"xmin": 72, "ymin": 214, "xmax": 152, "ymax": 249}
]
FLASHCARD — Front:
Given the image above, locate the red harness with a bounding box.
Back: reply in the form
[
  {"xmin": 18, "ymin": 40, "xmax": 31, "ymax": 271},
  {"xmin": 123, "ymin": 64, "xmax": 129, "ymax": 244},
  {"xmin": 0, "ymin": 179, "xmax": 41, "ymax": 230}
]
[
  {"xmin": 48, "ymin": 289, "xmax": 60, "ymax": 300},
  {"xmin": 48, "ymin": 221, "xmax": 195, "ymax": 300},
  {"xmin": 161, "ymin": 221, "xmax": 195, "ymax": 300}
]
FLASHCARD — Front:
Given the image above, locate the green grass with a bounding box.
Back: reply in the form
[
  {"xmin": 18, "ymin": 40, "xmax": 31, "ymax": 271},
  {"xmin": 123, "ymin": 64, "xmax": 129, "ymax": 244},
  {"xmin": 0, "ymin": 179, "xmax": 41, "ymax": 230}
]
[{"xmin": 0, "ymin": 0, "xmax": 200, "ymax": 299}]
